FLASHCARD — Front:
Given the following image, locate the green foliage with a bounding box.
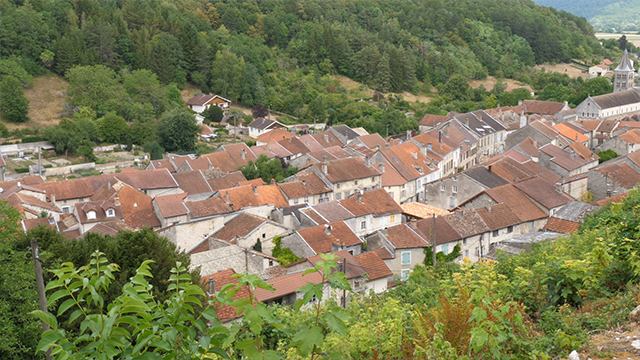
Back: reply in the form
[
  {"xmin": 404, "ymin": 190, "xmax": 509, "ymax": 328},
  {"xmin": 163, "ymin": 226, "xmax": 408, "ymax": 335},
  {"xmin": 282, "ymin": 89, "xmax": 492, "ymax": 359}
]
[
  {"xmin": 597, "ymin": 149, "xmax": 619, "ymax": 163},
  {"xmin": 202, "ymin": 105, "xmax": 224, "ymax": 123},
  {"xmin": 271, "ymin": 236, "xmax": 301, "ymax": 266},
  {"xmin": 65, "ymin": 65, "xmax": 125, "ymax": 115},
  {"xmin": 96, "ymin": 113, "xmax": 128, "ymax": 144},
  {"xmin": 0, "ymin": 75, "xmax": 29, "ymax": 123},
  {"xmin": 156, "ymin": 108, "xmax": 200, "ymax": 152},
  {"xmin": 33, "ymin": 252, "xmax": 225, "ymax": 360},
  {"xmin": 239, "ymin": 154, "xmax": 298, "ymax": 183},
  {"xmin": 0, "ymin": 57, "xmax": 33, "ymax": 88}
]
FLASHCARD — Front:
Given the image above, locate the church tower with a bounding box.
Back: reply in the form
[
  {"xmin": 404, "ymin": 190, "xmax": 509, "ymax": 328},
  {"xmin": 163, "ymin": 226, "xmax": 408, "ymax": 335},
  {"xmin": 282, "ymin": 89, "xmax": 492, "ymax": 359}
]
[{"xmin": 614, "ymin": 49, "xmax": 635, "ymax": 93}]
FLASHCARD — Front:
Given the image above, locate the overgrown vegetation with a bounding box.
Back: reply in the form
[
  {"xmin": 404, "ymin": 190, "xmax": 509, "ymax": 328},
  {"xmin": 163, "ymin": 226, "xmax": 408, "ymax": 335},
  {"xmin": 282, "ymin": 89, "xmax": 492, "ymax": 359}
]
[{"xmin": 239, "ymin": 154, "xmax": 298, "ymax": 183}]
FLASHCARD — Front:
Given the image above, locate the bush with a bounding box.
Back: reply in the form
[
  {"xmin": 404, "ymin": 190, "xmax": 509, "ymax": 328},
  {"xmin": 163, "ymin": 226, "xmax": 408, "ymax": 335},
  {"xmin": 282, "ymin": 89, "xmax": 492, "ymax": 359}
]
[
  {"xmin": 14, "ymin": 167, "xmax": 29, "ymax": 173},
  {"xmin": 21, "ymin": 136, "xmax": 46, "ymax": 143}
]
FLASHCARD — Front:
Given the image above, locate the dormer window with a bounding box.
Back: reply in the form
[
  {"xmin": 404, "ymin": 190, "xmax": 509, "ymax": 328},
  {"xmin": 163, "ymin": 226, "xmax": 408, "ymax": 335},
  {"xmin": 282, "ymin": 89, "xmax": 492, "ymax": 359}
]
[
  {"xmin": 86, "ymin": 210, "xmax": 97, "ymax": 220},
  {"xmin": 106, "ymin": 209, "xmax": 115, "ymax": 217}
]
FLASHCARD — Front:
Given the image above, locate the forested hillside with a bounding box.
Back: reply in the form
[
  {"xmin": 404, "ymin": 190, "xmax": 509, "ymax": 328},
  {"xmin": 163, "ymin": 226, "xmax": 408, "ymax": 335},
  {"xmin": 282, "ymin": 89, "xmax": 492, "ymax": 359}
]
[
  {"xmin": 534, "ymin": 0, "xmax": 640, "ymax": 31},
  {"xmin": 1, "ymin": 0, "xmax": 600, "ymax": 111}
]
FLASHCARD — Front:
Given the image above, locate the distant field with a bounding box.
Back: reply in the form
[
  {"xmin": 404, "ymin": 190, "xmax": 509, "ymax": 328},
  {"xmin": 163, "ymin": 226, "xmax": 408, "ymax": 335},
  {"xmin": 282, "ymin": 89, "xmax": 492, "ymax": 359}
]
[
  {"xmin": 4, "ymin": 74, "xmax": 69, "ymax": 130},
  {"xmin": 596, "ymin": 33, "xmax": 640, "ymax": 47}
]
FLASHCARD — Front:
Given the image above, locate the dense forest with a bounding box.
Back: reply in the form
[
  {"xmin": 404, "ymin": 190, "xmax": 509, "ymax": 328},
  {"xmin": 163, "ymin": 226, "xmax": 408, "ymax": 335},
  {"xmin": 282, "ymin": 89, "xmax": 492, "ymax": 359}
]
[{"xmin": 534, "ymin": 0, "xmax": 640, "ymax": 32}]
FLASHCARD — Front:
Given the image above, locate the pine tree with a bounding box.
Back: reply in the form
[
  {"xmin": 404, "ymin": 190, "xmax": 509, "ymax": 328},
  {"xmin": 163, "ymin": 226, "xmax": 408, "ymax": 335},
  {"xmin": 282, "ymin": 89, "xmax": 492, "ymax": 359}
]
[
  {"xmin": 0, "ymin": 76, "xmax": 29, "ymax": 123},
  {"xmin": 376, "ymin": 54, "xmax": 392, "ymax": 93}
]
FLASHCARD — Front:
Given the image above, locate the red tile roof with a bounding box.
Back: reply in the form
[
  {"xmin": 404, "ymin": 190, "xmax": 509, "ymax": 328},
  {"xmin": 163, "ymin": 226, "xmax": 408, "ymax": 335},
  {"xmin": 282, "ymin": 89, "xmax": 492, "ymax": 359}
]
[
  {"xmin": 300, "ymin": 208, "xmax": 329, "ymax": 225},
  {"xmin": 254, "ymin": 270, "xmax": 324, "ymax": 302},
  {"xmin": 173, "ymin": 171, "xmax": 213, "ymax": 195},
  {"xmin": 357, "ymin": 133, "xmax": 387, "ymax": 149},
  {"xmin": 115, "ymin": 168, "xmax": 178, "ymax": 190},
  {"xmin": 154, "ymin": 193, "xmax": 189, "ymax": 218},
  {"xmin": 339, "ymin": 189, "xmax": 402, "ymax": 217},
  {"xmin": 210, "ymin": 213, "xmax": 268, "ymax": 242},
  {"xmin": 355, "ymin": 251, "xmax": 393, "ymax": 280},
  {"xmin": 372, "ymin": 163, "xmax": 406, "ymax": 187},
  {"xmin": 147, "ymin": 159, "xmax": 177, "ymax": 173},
  {"xmin": 484, "ymin": 184, "xmax": 548, "ymax": 222},
  {"xmin": 278, "ymin": 177, "xmax": 331, "ymax": 199},
  {"xmin": 475, "ymin": 204, "xmax": 521, "ymax": 231},
  {"xmin": 596, "ymin": 163, "xmax": 640, "ymax": 189},
  {"xmin": 381, "ymin": 223, "xmax": 430, "ymax": 249},
  {"xmin": 315, "ymin": 157, "xmax": 380, "ymax": 183},
  {"xmin": 75, "ymin": 200, "xmax": 123, "ymax": 224},
  {"xmin": 372, "ymin": 247, "xmax": 393, "ymax": 260},
  {"xmin": 307, "ymin": 250, "xmax": 367, "ymax": 279},
  {"xmin": 218, "ymin": 185, "xmax": 289, "ymax": 210},
  {"xmin": 202, "ymin": 152, "xmax": 242, "ymax": 173},
  {"xmin": 201, "ymin": 269, "xmax": 251, "ymax": 323},
  {"xmin": 522, "ymin": 100, "xmax": 566, "ymax": 115},
  {"xmin": 379, "ymin": 142, "xmax": 437, "ymax": 181},
  {"xmin": 37, "ymin": 178, "xmax": 94, "ymax": 201},
  {"xmin": 543, "ymin": 217, "xmax": 580, "ymax": 234},
  {"xmin": 513, "ymin": 177, "xmax": 574, "ymax": 210},
  {"xmin": 593, "ymin": 192, "xmax": 628, "ymax": 207},
  {"xmin": 419, "ymin": 114, "xmax": 451, "ymax": 127},
  {"xmin": 185, "ymin": 197, "xmax": 233, "ymax": 218},
  {"xmin": 442, "ymin": 210, "xmax": 490, "ymax": 238},
  {"xmin": 257, "ymin": 128, "xmax": 296, "ymax": 144},
  {"xmin": 297, "ymin": 221, "xmax": 362, "ymax": 254},
  {"xmin": 554, "ymin": 123, "xmax": 590, "ymax": 143},
  {"xmin": 110, "ymin": 184, "xmax": 161, "ymax": 229},
  {"xmin": 203, "ymin": 170, "xmax": 247, "ymax": 191},
  {"xmin": 619, "ymin": 129, "xmax": 640, "ymax": 145},
  {"xmin": 220, "ymin": 143, "xmax": 257, "ymax": 168}
]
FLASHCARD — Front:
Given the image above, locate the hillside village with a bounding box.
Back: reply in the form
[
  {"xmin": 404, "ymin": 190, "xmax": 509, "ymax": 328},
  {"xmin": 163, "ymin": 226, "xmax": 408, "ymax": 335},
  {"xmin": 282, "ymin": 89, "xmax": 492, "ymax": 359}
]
[{"xmin": 5, "ymin": 53, "xmax": 640, "ymax": 322}]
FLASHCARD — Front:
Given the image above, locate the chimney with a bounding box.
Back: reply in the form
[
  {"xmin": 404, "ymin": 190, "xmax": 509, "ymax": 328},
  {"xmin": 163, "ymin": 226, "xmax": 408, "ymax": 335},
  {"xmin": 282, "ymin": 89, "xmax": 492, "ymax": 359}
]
[
  {"xmin": 427, "ymin": 143, "xmax": 432, "ymax": 152},
  {"xmin": 324, "ymin": 134, "xmax": 329, "ymax": 143},
  {"xmin": 355, "ymin": 190, "xmax": 362, "ymax": 203},
  {"xmin": 253, "ymin": 186, "xmax": 258, "ymax": 195},
  {"xmin": 518, "ymin": 100, "xmax": 523, "ymax": 106},
  {"xmin": 241, "ymin": 148, "xmax": 246, "ymax": 160},
  {"xmin": 114, "ymin": 197, "xmax": 121, "ymax": 206},
  {"xmin": 324, "ymin": 224, "xmax": 331, "ymax": 235},
  {"xmin": 385, "ymin": 142, "xmax": 390, "ymax": 148},
  {"xmin": 406, "ymin": 129, "xmax": 412, "ymax": 139},
  {"xmin": 533, "ymin": 139, "xmax": 538, "ymax": 148},
  {"xmin": 224, "ymin": 192, "xmax": 230, "ymax": 202},
  {"xmin": 322, "ymin": 161, "xmax": 328, "ymax": 175},
  {"xmin": 108, "ymin": 180, "xmax": 111, "ymax": 190},
  {"xmin": 570, "ymin": 150, "xmax": 575, "ymax": 160},
  {"xmin": 439, "ymin": 131, "xmax": 442, "ymax": 143},
  {"xmin": 302, "ymin": 180, "xmax": 306, "ymax": 186},
  {"xmin": 51, "ymin": 193, "xmax": 56, "ymax": 207},
  {"xmin": 380, "ymin": 163, "xmax": 386, "ymax": 173},
  {"xmin": 208, "ymin": 278, "xmax": 216, "ymax": 294},
  {"xmin": 270, "ymin": 178, "xmax": 275, "ymax": 185},
  {"xmin": 485, "ymin": 199, "xmax": 492, "ymax": 212}
]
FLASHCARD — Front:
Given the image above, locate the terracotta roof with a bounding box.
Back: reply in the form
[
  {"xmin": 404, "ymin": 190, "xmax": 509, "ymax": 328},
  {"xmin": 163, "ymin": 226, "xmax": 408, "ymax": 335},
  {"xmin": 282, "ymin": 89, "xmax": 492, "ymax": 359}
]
[
  {"xmin": 202, "ymin": 152, "xmax": 242, "ymax": 173},
  {"xmin": 519, "ymin": 160, "xmax": 561, "ymax": 185},
  {"xmin": 277, "ymin": 137, "xmax": 310, "ymax": 155},
  {"xmin": 372, "ymin": 247, "xmax": 393, "ymax": 260},
  {"xmin": 75, "ymin": 200, "xmax": 123, "ymax": 224},
  {"xmin": 204, "ymin": 170, "xmax": 247, "ymax": 191},
  {"xmin": 219, "ymin": 143, "xmax": 257, "ymax": 168},
  {"xmin": 311, "ymin": 132, "xmax": 345, "ymax": 148},
  {"xmin": 180, "ymin": 157, "xmax": 213, "ymax": 172},
  {"xmin": 301, "ymin": 208, "xmax": 329, "ymax": 225},
  {"xmin": 475, "ymin": 204, "xmax": 521, "ymax": 231},
  {"xmin": 554, "ymin": 123, "xmax": 590, "ymax": 143},
  {"xmin": 522, "ymin": 100, "xmax": 566, "ymax": 115},
  {"xmin": 354, "ymin": 252, "xmax": 392, "ymax": 280},
  {"xmin": 201, "ymin": 269, "xmax": 250, "ymax": 323},
  {"xmin": 357, "ymin": 134, "xmax": 387, "ymax": 149},
  {"xmin": 20, "ymin": 175, "xmax": 44, "ymax": 185},
  {"xmin": 12, "ymin": 193, "xmax": 61, "ymax": 213},
  {"xmin": 412, "ymin": 133, "xmax": 455, "ymax": 158},
  {"xmin": 211, "ymin": 212, "xmax": 268, "ymax": 242},
  {"xmin": 538, "ymin": 143, "xmax": 589, "ymax": 171},
  {"xmin": 348, "ymin": 143, "xmax": 375, "ymax": 158},
  {"xmin": 575, "ymin": 119, "xmax": 603, "ymax": 131},
  {"xmin": 323, "ymin": 146, "xmax": 353, "ymax": 159},
  {"xmin": 310, "ymin": 201, "xmax": 354, "ymax": 222},
  {"xmin": 237, "ymin": 178, "xmax": 266, "ymax": 187},
  {"xmin": 307, "ymin": 250, "xmax": 367, "ymax": 279},
  {"xmin": 339, "ymin": 189, "xmax": 402, "ymax": 217},
  {"xmin": 401, "ymin": 202, "xmax": 450, "ymax": 218},
  {"xmin": 154, "ymin": 193, "xmax": 189, "ymax": 218},
  {"xmin": 169, "ymin": 155, "xmax": 191, "ymax": 170},
  {"xmin": 185, "ymin": 197, "xmax": 233, "ymax": 218},
  {"xmin": 218, "ymin": 184, "xmax": 289, "ymax": 210},
  {"xmin": 278, "ymin": 178, "xmax": 331, "ymax": 199},
  {"xmin": 596, "ymin": 163, "xmax": 640, "ymax": 189},
  {"xmin": 115, "ymin": 168, "xmax": 178, "ymax": 190},
  {"xmin": 484, "ymin": 157, "xmax": 539, "ymax": 184},
  {"xmin": 62, "ymin": 228, "xmax": 81, "ymax": 239},
  {"xmin": 200, "ymin": 124, "xmax": 214, "ymax": 136},
  {"xmin": 568, "ymin": 142, "xmax": 598, "ymax": 162},
  {"xmin": 22, "ymin": 217, "xmax": 57, "ymax": 233},
  {"xmin": 484, "ymin": 184, "xmax": 548, "ymax": 222},
  {"xmin": 489, "ymin": 149, "xmax": 531, "ymax": 164},
  {"xmin": 413, "ymin": 216, "xmax": 462, "ymax": 245},
  {"xmin": 543, "ymin": 217, "xmax": 580, "ymax": 234},
  {"xmin": 379, "ymin": 142, "xmax": 436, "ymax": 181},
  {"xmin": 254, "ymin": 270, "xmax": 324, "ymax": 302},
  {"xmin": 257, "ymin": 128, "xmax": 296, "ymax": 144},
  {"xmin": 110, "ymin": 184, "xmax": 161, "ymax": 229},
  {"xmin": 442, "ymin": 210, "xmax": 490, "ymax": 238},
  {"xmin": 148, "ymin": 159, "xmax": 177, "ymax": 173},
  {"xmin": 591, "ymin": 89, "xmax": 640, "ymax": 109},
  {"xmin": 513, "ymin": 177, "xmax": 573, "ymax": 210},
  {"xmin": 603, "ymin": 59, "xmax": 613, "ymax": 66},
  {"xmin": 317, "ymin": 157, "xmax": 380, "ymax": 183},
  {"xmin": 185, "ymin": 94, "xmax": 222, "ymax": 106},
  {"xmin": 382, "ymin": 223, "xmax": 430, "ymax": 249},
  {"xmin": 372, "ymin": 163, "xmax": 406, "ymax": 187},
  {"xmin": 529, "ymin": 120, "xmax": 561, "ymax": 140},
  {"xmin": 173, "ymin": 171, "xmax": 213, "ymax": 196},
  {"xmin": 619, "ymin": 129, "xmax": 640, "ymax": 145},
  {"xmin": 37, "ymin": 178, "xmax": 93, "ymax": 201},
  {"xmin": 593, "ymin": 192, "xmax": 629, "ymax": 206},
  {"xmin": 419, "ymin": 114, "xmax": 451, "ymax": 127},
  {"xmin": 297, "ymin": 221, "xmax": 362, "ymax": 254},
  {"xmin": 298, "ymin": 134, "xmax": 325, "ymax": 152}
]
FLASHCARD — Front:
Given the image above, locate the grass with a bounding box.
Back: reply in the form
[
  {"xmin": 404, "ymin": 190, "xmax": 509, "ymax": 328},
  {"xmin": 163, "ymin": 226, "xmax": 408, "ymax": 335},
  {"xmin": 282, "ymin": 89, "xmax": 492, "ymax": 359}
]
[{"xmin": 9, "ymin": 74, "xmax": 70, "ymax": 131}]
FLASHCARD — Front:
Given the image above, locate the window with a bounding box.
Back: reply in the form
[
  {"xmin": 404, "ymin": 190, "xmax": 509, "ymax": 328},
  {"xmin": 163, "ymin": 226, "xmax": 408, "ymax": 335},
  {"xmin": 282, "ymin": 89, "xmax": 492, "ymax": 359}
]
[
  {"xmin": 371, "ymin": 177, "xmax": 375, "ymax": 182},
  {"xmin": 348, "ymin": 249, "xmax": 354, "ymax": 256},
  {"xmin": 262, "ymin": 233, "xmax": 266, "ymax": 239},
  {"xmin": 62, "ymin": 206, "xmax": 70, "ymax": 215},
  {"xmin": 360, "ymin": 221, "xmax": 366, "ymax": 230},
  {"xmin": 440, "ymin": 184, "xmax": 445, "ymax": 192},
  {"xmin": 86, "ymin": 211, "xmax": 97, "ymax": 220},
  {"xmin": 389, "ymin": 191, "xmax": 394, "ymax": 199},
  {"xmin": 336, "ymin": 193, "xmax": 342, "ymax": 200},
  {"xmin": 337, "ymin": 183, "xmax": 341, "ymax": 189},
  {"xmin": 106, "ymin": 209, "xmax": 115, "ymax": 217},
  {"xmin": 507, "ymin": 226, "xmax": 513, "ymax": 233},
  {"xmin": 401, "ymin": 251, "xmax": 411, "ymax": 265},
  {"xmin": 268, "ymin": 260, "xmax": 274, "ymax": 267},
  {"xmin": 449, "ymin": 197, "xmax": 455, "ymax": 208},
  {"xmin": 492, "ymin": 230, "xmax": 499, "ymax": 237},
  {"xmin": 475, "ymin": 247, "xmax": 479, "ymax": 257},
  {"xmin": 354, "ymin": 280, "xmax": 361, "ymax": 289},
  {"xmin": 294, "ymin": 198, "xmax": 299, "ymax": 205},
  {"xmin": 354, "ymin": 180, "xmax": 358, "ymax": 185},
  {"xmin": 401, "ymin": 269, "xmax": 411, "ymax": 281},
  {"xmin": 304, "ymin": 197, "xmax": 309, "ymax": 203},
  {"xmin": 390, "ymin": 214, "xmax": 396, "ymax": 224},
  {"xmin": 465, "ymin": 250, "xmax": 469, "ymax": 258},
  {"xmin": 442, "ymin": 244, "xmax": 449, "ymax": 255},
  {"xmin": 453, "ymin": 176, "xmax": 457, "ymax": 182},
  {"xmin": 452, "ymin": 185, "xmax": 457, "ymax": 194}
]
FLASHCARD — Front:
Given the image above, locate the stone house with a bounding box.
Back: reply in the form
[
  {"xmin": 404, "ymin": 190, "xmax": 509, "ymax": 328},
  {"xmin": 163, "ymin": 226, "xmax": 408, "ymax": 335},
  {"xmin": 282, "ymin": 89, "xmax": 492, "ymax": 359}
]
[
  {"xmin": 597, "ymin": 129, "xmax": 640, "ymax": 155},
  {"xmin": 423, "ymin": 166, "xmax": 508, "ymax": 210},
  {"xmin": 587, "ymin": 162, "xmax": 640, "ymax": 200},
  {"xmin": 297, "ymin": 157, "xmax": 382, "ymax": 201},
  {"xmin": 281, "ymin": 221, "xmax": 364, "ymax": 259}
]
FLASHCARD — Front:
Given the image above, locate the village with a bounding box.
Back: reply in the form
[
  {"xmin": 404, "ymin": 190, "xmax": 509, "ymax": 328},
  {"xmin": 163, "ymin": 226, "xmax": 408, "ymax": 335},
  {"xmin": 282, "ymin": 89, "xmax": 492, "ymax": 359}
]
[{"xmin": 4, "ymin": 52, "xmax": 640, "ymax": 323}]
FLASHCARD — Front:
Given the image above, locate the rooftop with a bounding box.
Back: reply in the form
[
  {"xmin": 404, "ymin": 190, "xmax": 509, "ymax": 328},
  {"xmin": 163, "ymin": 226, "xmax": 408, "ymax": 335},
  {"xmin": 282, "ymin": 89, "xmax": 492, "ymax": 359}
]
[{"xmin": 297, "ymin": 221, "xmax": 362, "ymax": 254}]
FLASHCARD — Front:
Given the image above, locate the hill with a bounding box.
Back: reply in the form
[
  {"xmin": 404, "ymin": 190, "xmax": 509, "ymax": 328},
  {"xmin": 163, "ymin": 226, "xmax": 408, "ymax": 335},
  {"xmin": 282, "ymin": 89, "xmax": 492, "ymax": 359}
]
[{"xmin": 534, "ymin": 0, "xmax": 640, "ymax": 31}]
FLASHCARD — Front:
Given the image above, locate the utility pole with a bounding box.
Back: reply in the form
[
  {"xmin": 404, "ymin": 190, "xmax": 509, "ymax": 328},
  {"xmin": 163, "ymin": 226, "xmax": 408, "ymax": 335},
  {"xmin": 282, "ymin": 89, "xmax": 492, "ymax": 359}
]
[
  {"xmin": 31, "ymin": 238, "xmax": 52, "ymax": 360},
  {"xmin": 432, "ymin": 214, "xmax": 437, "ymax": 267},
  {"xmin": 342, "ymin": 259, "xmax": 347, "ymax": 309},
  {"xmin": 38, "ymin": 147, "xmax": 43, "ymax": 177},
  {"xmin": 233, "ymin": 114, "xmax": 237, "ymax": 143}
]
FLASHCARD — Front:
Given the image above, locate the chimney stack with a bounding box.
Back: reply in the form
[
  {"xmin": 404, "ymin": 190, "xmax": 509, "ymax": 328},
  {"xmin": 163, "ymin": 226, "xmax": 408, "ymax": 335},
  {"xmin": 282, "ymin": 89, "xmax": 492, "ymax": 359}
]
[
  {"xmin": 324, "ymin": 224, "xmax": 331, "ymax": 235},
  {"xmin": 321, "ymin": 161, "xmax": 328, "ymax": 175},
  {"xmin": 439, "ymin": 131, "xmax": 442, "ymax": 143},
  {"xmin": 324, "ymin": 134, "xmax": 329, "ymax": 143},
  {"xmin": 270, "ymin": 178, "xmax": 276, "ymax": 185},
  {"xmin": 355, "ymin": 190, "xmax": 362, "ymax": 203},
  {"xmin": 241, "ymin": 148, "xmax": 246, "ymax": 160},
  {"xmin": 208, "ymin": 278, "xmax": 216, "ymax": 294},
  {"xmin": 380, "ymin": 163, "xmax": 386, "ymax": 173},
  {"xmin": 224, "ymin": 192, "xmax": 230, "ymax": 202},
  {"xmin": 51, "ymin": 193, "xmax": 56, "ymax": 207},
  {"xmin": 407, "ymin": 129, "xmax": 412, "ymax": 140},
  {"xmin": 253, "ymin": 186, "xmax": 258, "ymax": 195}
]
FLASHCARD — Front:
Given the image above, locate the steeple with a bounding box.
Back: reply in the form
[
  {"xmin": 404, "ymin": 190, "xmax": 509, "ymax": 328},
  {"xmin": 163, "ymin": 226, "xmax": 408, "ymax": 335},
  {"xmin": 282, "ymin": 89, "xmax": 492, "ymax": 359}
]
[{"xmin": 614, "ymin": 49, "xmax": 636, "ymax": 93}]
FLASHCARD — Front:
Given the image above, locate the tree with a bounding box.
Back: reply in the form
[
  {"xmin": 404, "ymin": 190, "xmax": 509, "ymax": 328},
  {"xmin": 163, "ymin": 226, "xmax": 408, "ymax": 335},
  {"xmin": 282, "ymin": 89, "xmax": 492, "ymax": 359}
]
[
  {"xmin": 308, "ymin": 95, "xmax": 327, "ymax": 122},
  {"xmin": 376, "ymin": 54, "xmax": 392, "ymax": 92},
  {"xmin": 66, "ymin": 65, "xmax": 126, "ymax": 114},
  {"xmin": 144, "ymin": 141, "xmax": 165, "ymax": 160},
  {"xmin": 210, "ymin": 50, "xmax": 245, "ymax": 101},
  {"xmin": 156, "ymin": 108, "xmax": 200, "ymax": 152},
  {"xmin": 202, "ymin": 105, "xmax": 224, "ymax": 123},
  {"xmin": 96, "ymin": 112, "xmax": 128, "ymax": 144},
  {"xmin": 0, "ymin": 57, "xmax": 33, "ymax": 88},
  {"xmin": 0, "ymin": 76, "xmax": 29, "ymax": 123},
  {"xmin": 441, "ymin": 74, "xmax": 470, "ymax": 101},
  {"xmin": 252, "ymin": 104, "xmax": 268, "ymax": 118},
  {"xmin": 0, "ymin": 200, "xmax": 43, "ymax": 360},
  {"xmin": 123, "ymin": 70, "xmax": 169, "ymax": 116}
]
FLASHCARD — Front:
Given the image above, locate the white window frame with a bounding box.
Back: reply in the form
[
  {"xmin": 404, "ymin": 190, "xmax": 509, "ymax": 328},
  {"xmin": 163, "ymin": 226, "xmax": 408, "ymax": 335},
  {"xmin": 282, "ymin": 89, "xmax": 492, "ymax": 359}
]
[
  {"xmin": 106, "ymin": 209, "xmax": 115, "ymax": 218},
  {"xmin": 62, "ymin": 206, "xmax": 70, "ymax": 215},
  {"xmin": 86, "ymin": 211, "xmax": 97, "ymax": 220},
  {"xmin": 401, "ymin": 251, "xmax": 411, "ymax": 265},
  {"xmin": 360, "ymin": 220, "xmax": 366, "ymax": 230},
  {"xmin": 401, "ymin": 269, "xmax": 411, "ymax": 281}
]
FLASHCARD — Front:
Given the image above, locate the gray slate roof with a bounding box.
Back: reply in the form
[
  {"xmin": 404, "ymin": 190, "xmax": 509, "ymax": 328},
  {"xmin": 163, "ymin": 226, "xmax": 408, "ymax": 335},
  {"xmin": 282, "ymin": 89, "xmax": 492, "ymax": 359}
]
[
  {"xmin": 591, "ymin": 89, "xmax": 640, "ymax": 110},
  {"xmin": 615, "ymin": 50, "xmax": 635, "ymax": 72},
  {"xmin": 553, "ymin": 201, "xmax": 594, "ymax": 222},
  {"xmin": 465, "ymin": 167, "xmax": 509, "ymax": 189}
]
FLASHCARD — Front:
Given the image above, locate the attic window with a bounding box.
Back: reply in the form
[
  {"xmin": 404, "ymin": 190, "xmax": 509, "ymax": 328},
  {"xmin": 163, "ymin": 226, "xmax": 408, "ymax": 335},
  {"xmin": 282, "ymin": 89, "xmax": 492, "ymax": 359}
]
[
  {"xmin": 106, "ymin": 209, "xmax": 115, "ymax": 217},
  {"xmin": 393, "ymin": 158, "xmax": 398, "ymax": 163},
  {"xmin": 86, "ymin": 210, "xmax": 97, "ymax": 220}
]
